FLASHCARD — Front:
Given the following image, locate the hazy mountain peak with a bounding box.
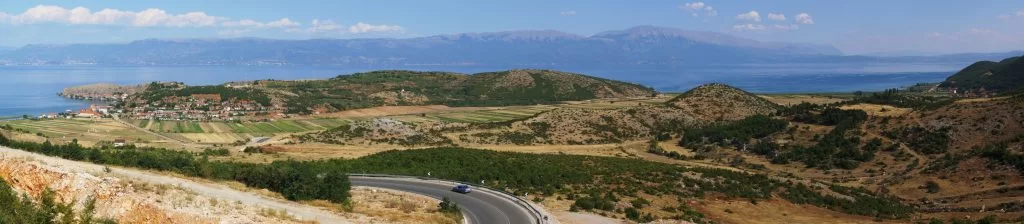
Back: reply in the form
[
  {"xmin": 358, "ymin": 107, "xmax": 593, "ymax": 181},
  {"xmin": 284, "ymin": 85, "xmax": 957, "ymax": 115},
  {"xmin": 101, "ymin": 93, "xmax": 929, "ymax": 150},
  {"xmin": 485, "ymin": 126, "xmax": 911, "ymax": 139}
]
[
  {"xmin": 0, "ymin": 26, "xmax": 857, "ymax": 65},
  {"xmin": 439, "ymin": 30, "xmax": 584, "ymax": 41},
  {"xmin": 594, "ymin": 26, "xmax": 756, "ymax": 45}
]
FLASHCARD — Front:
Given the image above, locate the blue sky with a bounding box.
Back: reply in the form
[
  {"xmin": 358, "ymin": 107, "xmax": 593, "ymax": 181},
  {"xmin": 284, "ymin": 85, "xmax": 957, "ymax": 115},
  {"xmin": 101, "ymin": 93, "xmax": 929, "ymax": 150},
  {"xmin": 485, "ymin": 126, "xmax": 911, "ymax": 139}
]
[{"xmin": 1, "ymin": 0, "xmax": 1023, "ymax": 55}]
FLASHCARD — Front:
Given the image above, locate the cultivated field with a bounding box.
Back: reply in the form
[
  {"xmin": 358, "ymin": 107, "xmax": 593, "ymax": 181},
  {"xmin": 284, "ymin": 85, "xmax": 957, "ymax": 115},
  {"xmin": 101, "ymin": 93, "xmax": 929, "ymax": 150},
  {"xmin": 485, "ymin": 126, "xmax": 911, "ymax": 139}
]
[
  {"xmin": 126, "ymin": 119, "xmax": 349, "ymax": 134},
  {"xmin": 1, "ymin": 118, "xmax": 162, "ymax": 147}
]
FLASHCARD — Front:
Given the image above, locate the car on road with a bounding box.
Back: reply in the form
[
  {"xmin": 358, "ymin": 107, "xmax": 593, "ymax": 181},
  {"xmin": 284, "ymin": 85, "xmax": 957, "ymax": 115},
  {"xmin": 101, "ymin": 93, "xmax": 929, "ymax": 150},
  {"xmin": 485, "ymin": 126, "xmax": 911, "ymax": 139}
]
[{"xmin": 452, "ymin": 184, "xmax": 472, "ymax": 193}]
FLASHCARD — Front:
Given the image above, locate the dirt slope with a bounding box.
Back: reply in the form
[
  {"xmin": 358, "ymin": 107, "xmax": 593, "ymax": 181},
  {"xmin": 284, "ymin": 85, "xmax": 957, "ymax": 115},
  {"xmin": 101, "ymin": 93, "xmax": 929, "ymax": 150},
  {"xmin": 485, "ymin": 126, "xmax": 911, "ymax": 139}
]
[{"xmin": 0, "ymin": 146, "xmax": 353, "ymax": 223}]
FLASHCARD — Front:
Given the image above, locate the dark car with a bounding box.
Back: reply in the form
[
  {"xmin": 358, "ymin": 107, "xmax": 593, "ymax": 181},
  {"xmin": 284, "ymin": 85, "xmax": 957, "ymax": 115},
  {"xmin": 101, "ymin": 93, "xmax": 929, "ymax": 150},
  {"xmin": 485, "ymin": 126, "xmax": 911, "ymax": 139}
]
[{"xmin": 452, "ymin": 184, "xmax": 472, "ymax": 193}]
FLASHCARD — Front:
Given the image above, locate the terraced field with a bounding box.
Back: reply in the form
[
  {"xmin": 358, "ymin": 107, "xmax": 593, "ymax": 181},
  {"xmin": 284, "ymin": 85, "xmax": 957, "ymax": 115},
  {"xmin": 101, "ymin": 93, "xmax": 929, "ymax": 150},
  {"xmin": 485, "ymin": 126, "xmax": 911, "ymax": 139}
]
[
  {"xmin": 172, "ymin": 133, "xmax": 266, "ymax": 144},
  {"xmin": 141, "ymin": 119, "xmax": 348, "ymax": 134},
  {"xmin": 1, "ymin": 119, "xmax": 160, "ymax": 146},
  {"xmin": 4, "ymin": 119, "xmax": 109, "ymax": 136}
]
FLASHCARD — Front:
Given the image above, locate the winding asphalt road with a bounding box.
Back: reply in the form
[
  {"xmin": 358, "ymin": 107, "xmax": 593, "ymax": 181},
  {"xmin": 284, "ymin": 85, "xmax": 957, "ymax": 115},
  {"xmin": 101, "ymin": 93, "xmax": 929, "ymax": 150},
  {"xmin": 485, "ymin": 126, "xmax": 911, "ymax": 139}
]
[{"xmin": 350, "ymin": 176, "xmax": 542, "ymax": 224}]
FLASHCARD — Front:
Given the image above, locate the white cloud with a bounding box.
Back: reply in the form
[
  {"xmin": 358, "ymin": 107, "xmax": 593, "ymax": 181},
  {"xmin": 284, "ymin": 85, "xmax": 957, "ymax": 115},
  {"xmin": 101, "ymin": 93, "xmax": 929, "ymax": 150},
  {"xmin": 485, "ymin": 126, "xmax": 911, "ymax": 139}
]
[
  {"xmin": 733, "ymin": 24, "xmax": 765, "ymax": 31},
  {"xmin": 266, "ymin": 18, "xmax": 300, "ymax": 28},
  {"xmin": 348, "ymin": 22, "xmax": 404, "ymax": 34},
  {"xmin": 681, "ymin": 2, "xmax": 717, "ymax": 17},
  {"xmin": 774, "ymin": 24, "xmax": 799, "ymax": 30},
  {"xmin": 222, "ymin": 18, "xmax": 299, "ymax": 28},
  {"xmin": 795, "ymin": 13, "xmax": 814, "ymax": 24},
  {"xmin": 0, "ymin": 5, "xmax": 409, "ymax": 37},
  {"xmin": 1017, "ymin": 9, "xmax": 1024, "ymax": 16},
  {"xmin": 1, "ymin": 5, "xmax": 218, "ymax": 27},
  {"xmin": 767, "ymin": 13, "xmax": 786, "ymax": 21},
  {"xmin": 704, "ymin": 6, "xmax": 718, "ymax": 16},
  {"xmin": 287, "ymin": 19, "xmax": 351, "ymax": 34},
  {"xmin": 736, "ymin": 11, "xmax": 761, "ymax": 22},
  {"xmin": 560, "ymin": 10, "xmax": 576, "ymax": 16}
]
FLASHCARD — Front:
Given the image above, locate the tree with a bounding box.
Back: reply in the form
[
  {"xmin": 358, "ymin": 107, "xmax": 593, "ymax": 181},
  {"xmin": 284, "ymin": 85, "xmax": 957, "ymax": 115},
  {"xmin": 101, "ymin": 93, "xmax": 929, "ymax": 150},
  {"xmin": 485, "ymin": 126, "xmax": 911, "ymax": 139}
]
[
  {"xmin": 439, "ymin": 197, "xmax": 460, "ymax": 213},
  {"xmin": 925, "ymin": 181, "xmax": 940, "ymax": 193}
]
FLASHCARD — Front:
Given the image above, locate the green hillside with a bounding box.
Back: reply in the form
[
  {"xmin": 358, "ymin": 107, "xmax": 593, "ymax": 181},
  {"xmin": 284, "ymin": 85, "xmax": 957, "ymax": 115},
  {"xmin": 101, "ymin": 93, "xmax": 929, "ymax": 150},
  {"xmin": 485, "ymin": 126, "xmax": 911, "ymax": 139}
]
[
  {"xmin": 268, "ymin": 69, "xmax": 657, "ymax": 113},
  {"xmin": 939, "ymin": 55, "xmax": 1024, "ymax": 93}
]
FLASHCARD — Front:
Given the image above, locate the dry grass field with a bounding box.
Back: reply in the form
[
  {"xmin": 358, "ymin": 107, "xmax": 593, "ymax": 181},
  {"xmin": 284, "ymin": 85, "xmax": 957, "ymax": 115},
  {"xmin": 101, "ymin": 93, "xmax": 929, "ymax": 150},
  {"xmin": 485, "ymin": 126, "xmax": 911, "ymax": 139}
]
[
  {"xmin": 759, "ymin": 94, "xmax": 849, "ymax": 106},
  {"xmin": 2, "ymin": 118, "xmax": 163, "ymax": 147},
  {"xmin": 839, "ymin": 103, "xmax": 913, "ymax": 117}
]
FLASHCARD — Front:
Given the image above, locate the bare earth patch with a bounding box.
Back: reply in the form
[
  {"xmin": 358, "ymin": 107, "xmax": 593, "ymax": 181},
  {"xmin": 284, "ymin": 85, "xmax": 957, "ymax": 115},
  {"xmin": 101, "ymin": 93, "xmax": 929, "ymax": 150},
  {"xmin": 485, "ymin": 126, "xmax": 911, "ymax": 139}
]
[
  {"xmin": 0, "ymin": 153, "xmax": 315, "ymax": 224},
  {"xmin": 699, "ymin": 199, "xmax": 907, "ymax": 224},
  {"xmin": 349, "ymin": 186, "xmax": 459, "ymax": 224},
  {"xmin": 759, "ymin": 95, "xmax": 848, "ymax": 106},
  {"xmin": 840, "ymin": 103, "xmax": 913, "ymax": 117}
]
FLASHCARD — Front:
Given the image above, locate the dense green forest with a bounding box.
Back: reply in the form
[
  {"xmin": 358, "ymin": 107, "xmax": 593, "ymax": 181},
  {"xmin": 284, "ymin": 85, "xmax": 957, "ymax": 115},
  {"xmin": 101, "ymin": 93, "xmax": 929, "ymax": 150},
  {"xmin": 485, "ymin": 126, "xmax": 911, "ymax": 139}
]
[
  {"xmin": 0, "ymin": 133, "xmax": 911, "ymax": 221},
  {"xmin": 0, "ymin": 179, "xmax": 115, "ymax": 224}
]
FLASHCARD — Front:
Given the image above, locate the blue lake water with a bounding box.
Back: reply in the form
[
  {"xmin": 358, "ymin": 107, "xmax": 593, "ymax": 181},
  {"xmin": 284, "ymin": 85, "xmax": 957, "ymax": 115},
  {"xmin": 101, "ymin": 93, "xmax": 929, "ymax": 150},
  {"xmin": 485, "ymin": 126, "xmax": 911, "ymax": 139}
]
[{"xmin": 0, "ymin": 62, "xmax": 966, "ymax": 116}]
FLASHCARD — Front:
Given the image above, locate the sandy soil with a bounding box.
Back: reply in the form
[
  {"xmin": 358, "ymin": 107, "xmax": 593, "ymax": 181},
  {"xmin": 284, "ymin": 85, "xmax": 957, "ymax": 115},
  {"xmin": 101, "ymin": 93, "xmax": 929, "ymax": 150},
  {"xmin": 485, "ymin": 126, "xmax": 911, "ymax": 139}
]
[
  {"xmin": 349, "ymin": 187, "xmax": 459, "ymax": 224},
  {"xmin": 840, "ymin": 103, "xmax": 913, "ymax": 117},
  {"xmin": 553, "ymin": 211, "xmax": 624, "ymax": 224}
]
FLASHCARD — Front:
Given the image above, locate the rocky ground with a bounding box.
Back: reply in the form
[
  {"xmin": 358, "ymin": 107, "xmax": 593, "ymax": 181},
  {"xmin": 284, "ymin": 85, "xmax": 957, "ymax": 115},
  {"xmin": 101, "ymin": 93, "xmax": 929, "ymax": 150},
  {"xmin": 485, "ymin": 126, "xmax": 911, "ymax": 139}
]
[{"xmin": 0, "ymin": 146, "xmax": 455, "ymax": 224}]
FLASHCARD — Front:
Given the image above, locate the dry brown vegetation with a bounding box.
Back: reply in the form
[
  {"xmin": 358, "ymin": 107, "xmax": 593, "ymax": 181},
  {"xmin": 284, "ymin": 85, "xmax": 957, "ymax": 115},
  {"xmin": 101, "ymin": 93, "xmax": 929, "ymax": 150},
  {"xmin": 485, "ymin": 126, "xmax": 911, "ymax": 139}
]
[
  {"xmin": 668, "ymin": 83, "xmax": 779, "ymax": 121},
  {"xmin": 760, "ymin": 94, "xmax": 849, "ymax": 106},
  {"xmin": 348, "ymin": 187, "xmax": 460, "ymax": 224}
]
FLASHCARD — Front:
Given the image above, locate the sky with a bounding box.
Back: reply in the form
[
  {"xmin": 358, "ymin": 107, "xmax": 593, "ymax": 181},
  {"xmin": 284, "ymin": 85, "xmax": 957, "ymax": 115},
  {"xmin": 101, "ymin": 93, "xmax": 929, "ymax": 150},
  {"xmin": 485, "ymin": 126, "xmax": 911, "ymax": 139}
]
[{"xmin": 1, "ymin": 0, "xmax": 1023, "ymax": 55}]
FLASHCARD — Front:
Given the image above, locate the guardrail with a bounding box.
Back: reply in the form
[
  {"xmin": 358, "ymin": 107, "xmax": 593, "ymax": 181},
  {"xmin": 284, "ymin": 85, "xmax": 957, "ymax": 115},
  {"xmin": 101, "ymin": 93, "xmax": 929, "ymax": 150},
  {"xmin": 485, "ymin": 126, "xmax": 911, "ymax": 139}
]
[{"xmin": 349, "ymin": 174, "xmax": 549, "ymax": 224}]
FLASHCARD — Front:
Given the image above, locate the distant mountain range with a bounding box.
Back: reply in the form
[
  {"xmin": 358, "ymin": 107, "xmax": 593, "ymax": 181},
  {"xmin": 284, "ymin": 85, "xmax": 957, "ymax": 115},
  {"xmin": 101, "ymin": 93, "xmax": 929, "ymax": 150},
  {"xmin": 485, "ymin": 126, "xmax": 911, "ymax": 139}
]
[{"xmin": 0, "ymin": 26, "xmax": 1019, "ymax": 67}]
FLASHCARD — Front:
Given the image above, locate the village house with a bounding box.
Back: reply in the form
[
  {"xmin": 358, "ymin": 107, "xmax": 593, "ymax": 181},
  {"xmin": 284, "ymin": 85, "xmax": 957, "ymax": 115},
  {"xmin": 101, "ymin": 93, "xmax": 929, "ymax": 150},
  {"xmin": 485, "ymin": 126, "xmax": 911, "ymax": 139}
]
[
  {"xmin": 113, "ymin": 138, "xmax": 127, "ymax": 147},
  {"xmin": 120, "ymin": 93, "xmax": 277, "ymax": 121},
  {"xmin": 76, "ymin": 107, "xmax": 101, "ymax": 118}
]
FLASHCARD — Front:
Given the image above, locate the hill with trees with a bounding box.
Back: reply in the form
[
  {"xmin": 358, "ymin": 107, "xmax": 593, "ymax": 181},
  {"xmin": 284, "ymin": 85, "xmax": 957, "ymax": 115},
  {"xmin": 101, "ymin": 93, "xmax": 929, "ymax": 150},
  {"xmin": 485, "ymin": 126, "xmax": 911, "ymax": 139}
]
[
  {"xmin": 666, "ymin": 83, "xmax": 781, "ymax": 121},
  {"xmin": 267, "ymin": 69, "xmax": 656, "ymax": 114},
  {"xmin": 939, "ymin": 55, "xmax": 1024, "ymax": 94},
  {"xmin": 446, "ymin": 83, "xmax": 779, "ymax": 145}
]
